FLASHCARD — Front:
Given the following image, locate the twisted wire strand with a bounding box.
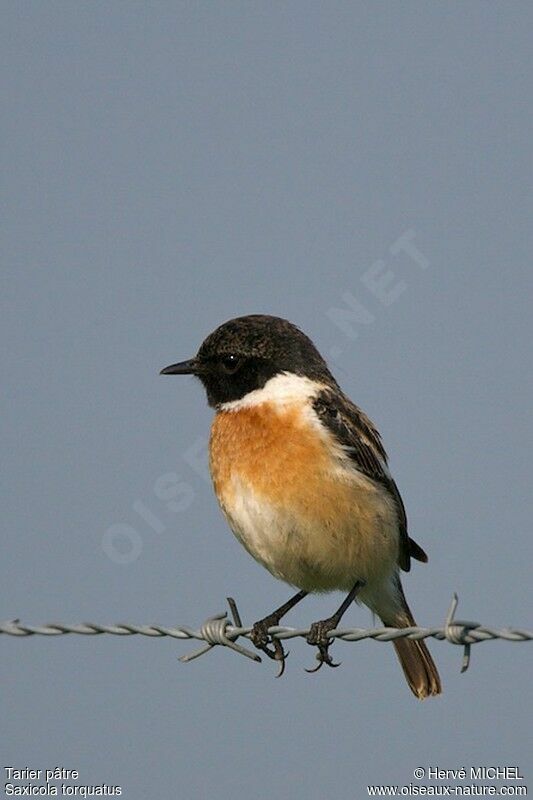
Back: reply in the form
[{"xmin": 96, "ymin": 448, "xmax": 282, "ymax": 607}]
[
  {"xmin": 2, "ymin": 595, "xmax": 531, "ymax": 672},
  {"xmin": 1, "ymin": 620, "xmax": 530, "ymax": 643}
]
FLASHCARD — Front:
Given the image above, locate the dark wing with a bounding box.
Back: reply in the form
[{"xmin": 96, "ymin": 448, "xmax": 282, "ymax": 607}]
[{"xmin": 312, "ymin": 388, "xmax": 428, "ymax": 572}]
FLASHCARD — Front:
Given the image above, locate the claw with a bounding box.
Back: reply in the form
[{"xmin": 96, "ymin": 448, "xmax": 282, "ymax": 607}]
[
  {"xmin": 259, "ymin": 642, "xmax": 278, "ymax": 661},
  {"xmin": 269, "ymin": 639, "xmax": 290, "ymax": 678},
  {"xmin": 305, "ymin": 645, "xmax": 341, "ymax": 673},
  {"xmin": 275, "ymin": 649, "xmax": 290, "ymax": 678},
  {"xmin": 250, "ymin": 619, "xmax": 290, "ymax": 676},
  {"xmin": 246, "ymin": 590, "xmax": 308, "ymax": 676},
  {"xmin": 305, "ymin": 660, "xmax": 323, "ymax": 674},
  {"xmin": 305, "ymin": 619, "xmax": 342, "ymax": 673},
  {"xmin": 304, "ymin": 580, "xmax": 363, "ymax": 674}
]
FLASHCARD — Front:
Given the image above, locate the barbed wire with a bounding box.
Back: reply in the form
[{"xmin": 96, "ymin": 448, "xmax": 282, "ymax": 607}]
[{"xmin": 1, "ymin": 594, "xmax": 531, "ymax": 673}]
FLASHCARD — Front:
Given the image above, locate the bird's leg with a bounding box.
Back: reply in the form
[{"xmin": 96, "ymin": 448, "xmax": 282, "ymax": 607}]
[
  {"xmin": 250, "ymin": 590, "xmax": 308, "ymax": 676},
  {"xmin": 306, "ymin": 580, "xmax": 365, "ymax": 673}
]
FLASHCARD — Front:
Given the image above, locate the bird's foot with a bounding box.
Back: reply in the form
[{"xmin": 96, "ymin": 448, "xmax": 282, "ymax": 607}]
[
  {"xmin": 305, "ymin": 617, "xmax": 342, "ymax": 673},
  {"xmin": 250, "ymin": 616, "xmax": 289, "ymax": 678}
]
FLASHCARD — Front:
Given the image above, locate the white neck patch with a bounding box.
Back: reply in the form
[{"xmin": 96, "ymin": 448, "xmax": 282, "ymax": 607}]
[{"xmin": 219, "ymin": 372, "xmax": 322, "ymax": 412}]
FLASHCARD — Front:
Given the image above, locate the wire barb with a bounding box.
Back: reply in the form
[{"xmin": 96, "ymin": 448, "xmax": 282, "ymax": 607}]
[
  {"xmin": 179, "ymin": 606, "xmax": 261, "ymax": 664},
  {"xmin": 444, "ymin": 593, "xmax": 476, "ymax": 672},
  {"xmin": 1, "ymin": 595, "xmax": 531, "ymax": 675}
]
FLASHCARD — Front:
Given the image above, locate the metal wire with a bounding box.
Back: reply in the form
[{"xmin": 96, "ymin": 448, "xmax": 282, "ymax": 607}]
[{"xmin": 2, "ymin": 594, "xmax": 531, "ymax": 673}]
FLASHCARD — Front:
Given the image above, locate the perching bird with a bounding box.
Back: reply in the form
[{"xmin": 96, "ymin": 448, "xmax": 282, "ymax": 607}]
[{"xmin": 161, "ymin": 314, "xmax": 441, "ymax": 698}]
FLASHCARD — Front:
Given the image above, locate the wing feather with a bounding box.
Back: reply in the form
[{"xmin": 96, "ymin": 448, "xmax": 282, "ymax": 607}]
[{"xmin": 312, "ymin": 388, "xmax": 427, "ymax": 572}]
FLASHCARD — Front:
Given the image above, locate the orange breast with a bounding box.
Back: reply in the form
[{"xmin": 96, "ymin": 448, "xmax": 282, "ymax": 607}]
[
  {"xmin": 209, "ymin": 401, "xmax": 400, "ymax": 591},
  {"xmin": 209, "ymin": 402, "xmax": 355, "ymax": 519}
]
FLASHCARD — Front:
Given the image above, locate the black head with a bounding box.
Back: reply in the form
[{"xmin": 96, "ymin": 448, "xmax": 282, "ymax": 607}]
[{"xmin": 160, "ymin": 314, "xmax": 337, "ymax": 407}]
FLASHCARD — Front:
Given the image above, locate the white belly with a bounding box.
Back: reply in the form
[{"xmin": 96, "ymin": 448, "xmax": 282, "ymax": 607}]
[{"xmin": 219, "ymin": 471, "xmax": 400, "ymax": 594}]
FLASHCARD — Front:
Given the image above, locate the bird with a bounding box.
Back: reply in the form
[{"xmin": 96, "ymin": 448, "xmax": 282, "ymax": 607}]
[{"xmin": 161, "ymin": 314, "xmax": 441, "ymax": 699}]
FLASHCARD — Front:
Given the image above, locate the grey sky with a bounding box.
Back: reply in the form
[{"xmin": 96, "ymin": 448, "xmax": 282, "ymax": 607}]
[{"xmin": 2, "ymin": 3, "xmax": 532, "ymax": 798}]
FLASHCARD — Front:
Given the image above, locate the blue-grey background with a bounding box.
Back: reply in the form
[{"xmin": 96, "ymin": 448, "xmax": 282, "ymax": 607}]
[{"xmin": 2, "ymin": 3, "xmax": 532, "ymax": 798}]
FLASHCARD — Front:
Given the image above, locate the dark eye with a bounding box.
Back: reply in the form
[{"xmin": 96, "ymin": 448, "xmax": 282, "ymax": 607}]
[{"xmin": 220, "ymin": 354, "xmax": 242, "ymax": 374}]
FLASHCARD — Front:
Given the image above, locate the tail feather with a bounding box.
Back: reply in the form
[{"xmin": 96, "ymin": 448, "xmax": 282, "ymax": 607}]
[
  {"xmin": 380, "ymin": 586, "xmax": 442, "ymax": 700},
  {"xmin": 391, "ymin": 634, "xmax": 441, "ymax": 700}
]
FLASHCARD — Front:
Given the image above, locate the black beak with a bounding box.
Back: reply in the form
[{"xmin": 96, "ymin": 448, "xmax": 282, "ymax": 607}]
[{"xmin": 160, "ymin": 359, "xmax": 198, "ymax": 376}]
